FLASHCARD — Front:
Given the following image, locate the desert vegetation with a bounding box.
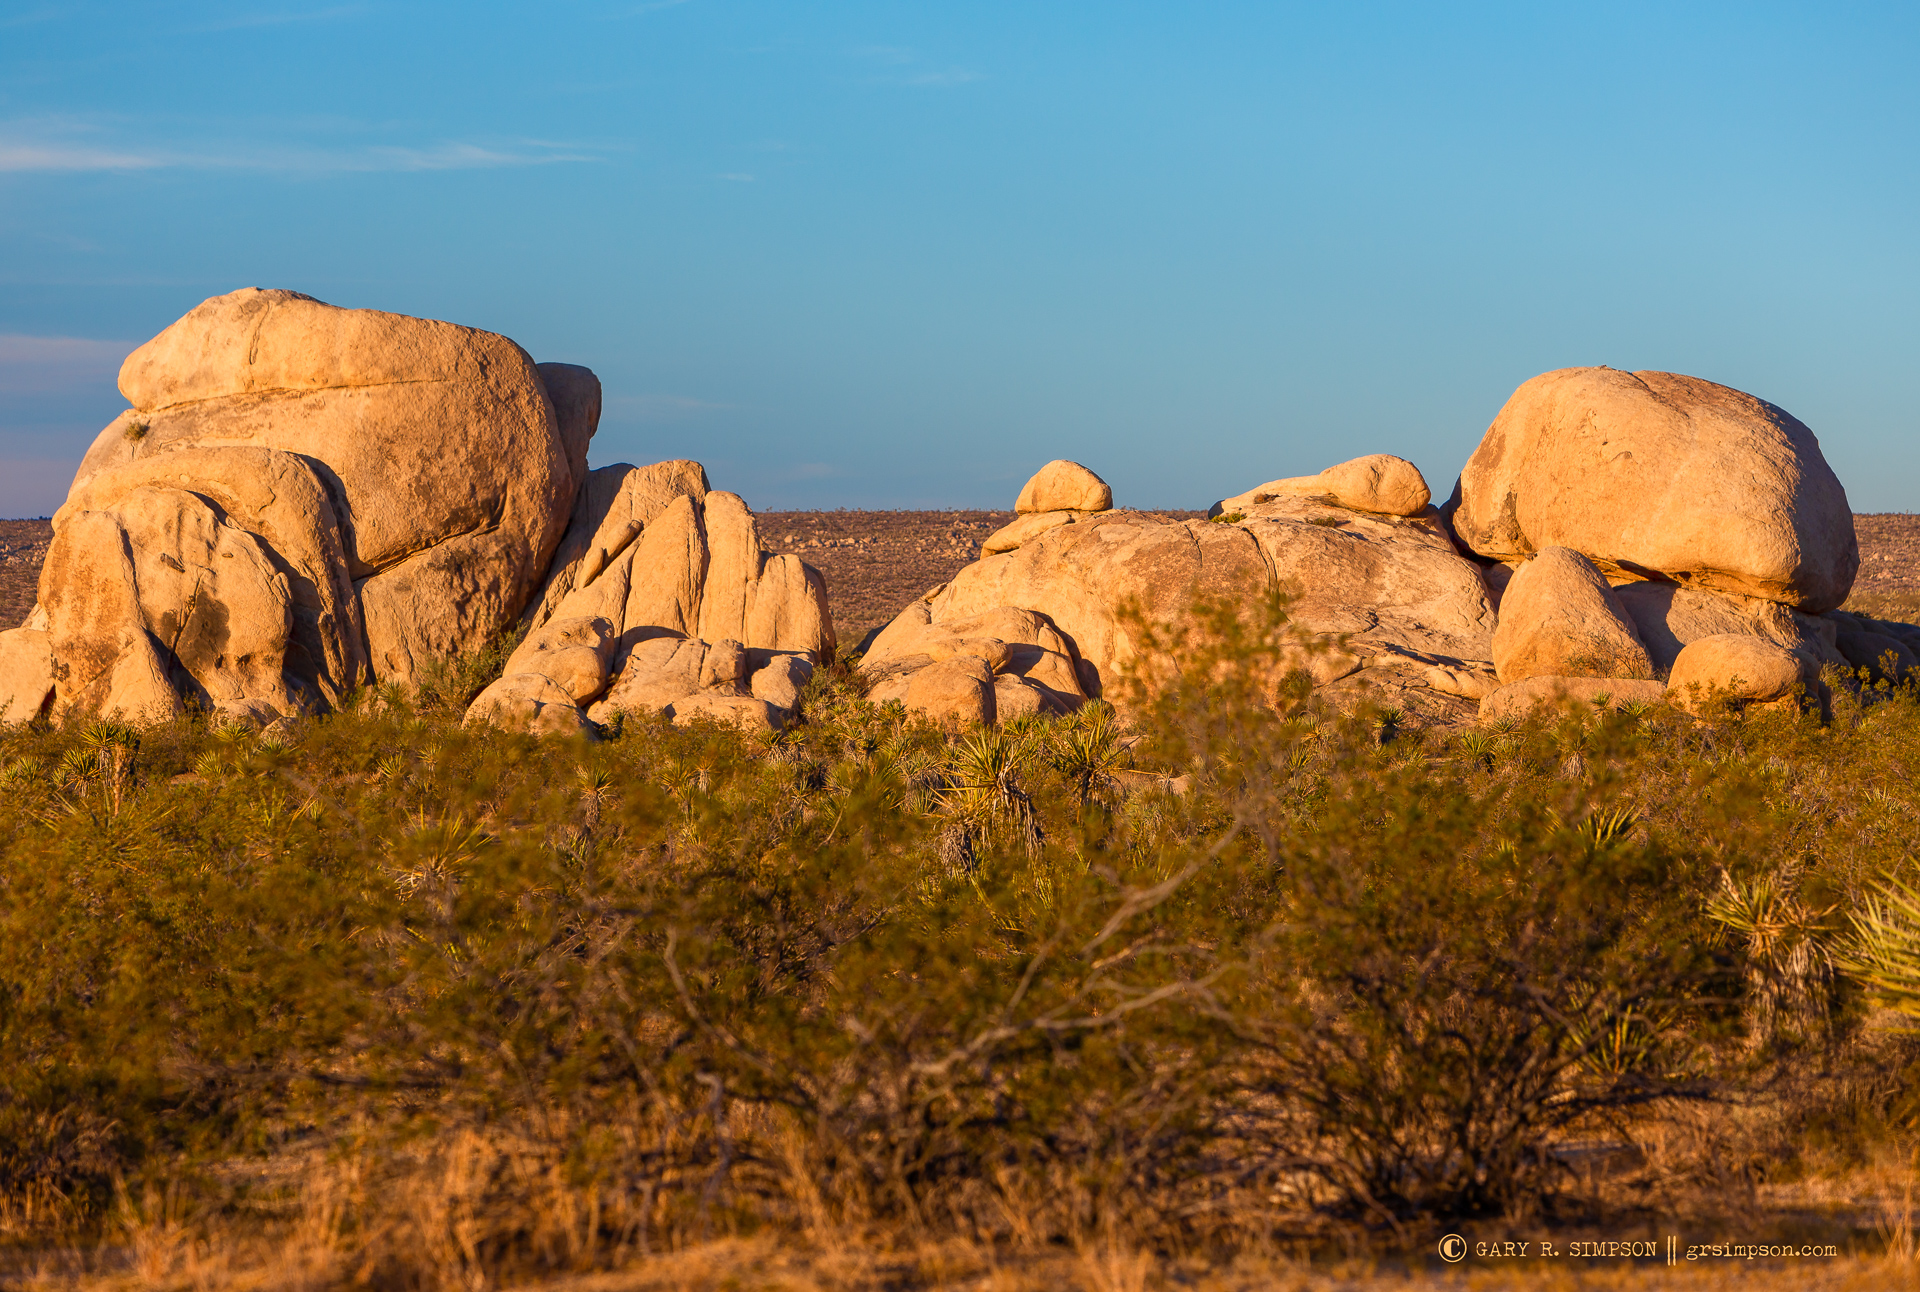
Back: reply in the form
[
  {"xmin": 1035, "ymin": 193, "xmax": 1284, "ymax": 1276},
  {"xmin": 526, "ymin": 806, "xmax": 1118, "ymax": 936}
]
[{"xmin": 0, "ymin": 597, "xmax": 1916, "ymax": 1290}]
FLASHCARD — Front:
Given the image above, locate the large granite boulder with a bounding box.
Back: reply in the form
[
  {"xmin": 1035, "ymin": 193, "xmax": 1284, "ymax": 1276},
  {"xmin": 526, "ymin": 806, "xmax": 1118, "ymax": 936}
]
[
  {"xmin": 1449, "ymin": 368, "xmax": 1858, "ymax": 611},
  {"xmin": 1667, "ymin": 635, "xmax": 1820, "ymax": 715},
  {"xmin": 0, "ymin": 288, "xmax": 594, "ymax": 723},
  {"xmin": 91, "ymin": 288, "xmax": 581, "ymax": 681}
]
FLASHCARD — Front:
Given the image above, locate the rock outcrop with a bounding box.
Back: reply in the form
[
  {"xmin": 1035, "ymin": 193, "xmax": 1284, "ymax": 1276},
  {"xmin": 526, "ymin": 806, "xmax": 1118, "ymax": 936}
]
[
  {"xmin": 485, "ymin": 480, "xmax": 836, "ymax": 735},
  {"xmin": 863, "ymin": 458, "xmax": 1498, "ymax": 727},
  {"xmin": 0, "ymin": 288, "xmax": 833, "ymax": 736},
  {"xmin": 1449, "ymin": 367, "xmax": 1858, "ymax": 610},
  {"xmin": 0, "ymin": 288, "xmax": 587, "ymax": 723}
]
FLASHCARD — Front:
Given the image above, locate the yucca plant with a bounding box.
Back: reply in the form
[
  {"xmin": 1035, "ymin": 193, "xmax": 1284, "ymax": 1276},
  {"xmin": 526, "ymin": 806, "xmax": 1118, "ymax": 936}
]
[{"xmin": 1843, "ymin": 877, "xmax": 1920, "ymax": 1028}]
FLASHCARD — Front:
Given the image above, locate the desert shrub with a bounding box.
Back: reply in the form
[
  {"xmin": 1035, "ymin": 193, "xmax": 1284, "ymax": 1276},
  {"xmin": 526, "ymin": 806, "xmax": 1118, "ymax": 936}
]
[{"xmin": 0, "ymin": 600, "xmax": 1917, "ymax": 1282}]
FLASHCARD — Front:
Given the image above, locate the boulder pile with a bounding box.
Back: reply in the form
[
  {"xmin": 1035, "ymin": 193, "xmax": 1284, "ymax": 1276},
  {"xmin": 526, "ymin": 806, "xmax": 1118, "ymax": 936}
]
[
  {"xmin": 0, "ymin": 296, "xmax": 1909, "ymax": 738},
  {"xmin": 860, "ymin": 368, "xmax": 1919, "ymax": 727},
  {"xmin": 0, "ymin": 289, "xmax": 833, "ymax": 733}
]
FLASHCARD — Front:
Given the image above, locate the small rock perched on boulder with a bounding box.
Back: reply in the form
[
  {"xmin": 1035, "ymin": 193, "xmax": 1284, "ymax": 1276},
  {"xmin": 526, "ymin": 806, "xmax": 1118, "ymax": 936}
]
[
  {"xmin": 1212, "ymin": 454, "xmax": 1432, "ymax": 519},
  {"xmin": 981, "ymin": 461, "xmax": 1115, "ymax": 557},
  {"xmin": 1015, "ymin": 460, "xmax": 1112, "ymax": 514}
]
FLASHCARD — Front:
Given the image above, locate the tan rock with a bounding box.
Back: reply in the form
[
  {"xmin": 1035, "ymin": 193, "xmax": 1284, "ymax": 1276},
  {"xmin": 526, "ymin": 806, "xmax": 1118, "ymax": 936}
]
[
  {"xmin": 667, "ymin": 692, "xmax": 782, "ymax": 734},
  {"xmin": 982, "ymin": 510, "xmax": 1076, "ymax": 556},
  {"xmin": 1666, "ymin": 635, "xmax": 1816, "ymax": 714},
  {"xmin": 464, "ymin": 672, "xmax": 588, "ymax": 737},
  {"xmin": 504, "ymin": 616, "xmax": 617, "ymax": 703},
  {"xmin": 745, "ymin": 554, "xmax": 835, "ymax": 659},
  {"xmin": 1492, "ymin": 548, "xmax": 1653, "ymax": 684},
  {"xmin": 1613, "ymin": 582, "xmax": 1815, "ymax": 674},
  {"xmin": 110, "ymin": 486, "xmax": 298, "ymax": 722},
  {"xmin": 749, "ymin": 653, "xmax": 815, "ymax": 711},
  {"xmin": 1450, "ymin": 367, "xmax": 1858, "ymax": 610},
  {"xmin": 993, "ymin": 675, "xmax": 1049, "ymax": 721},
  {"xmin": 535, "ymin": 362, "xmax": 600, "ymax": 509},
  {"xmin": 1015, "ymin": 460, "xmax": 1111, "ymax": 514},
  {"xmin": 41, "ymin": 511, "xmax": 182, "ymax": 725},
  {"xmin": 87, "ymin": 288, "xmax": 577, "ymax": 683},
  {"xmin": 589, "ymin": 635, "xmax": 708, "ymax": 718},
  {"xmin": 1424, "ymin": 663, "xmax": 1499, "ymax": 700},
  {"xmin": 622, "ymin": 493, "xmax": 708, "ymax": 646},
  {"xmin": 0, "ymin": 628, "xmax": 53, "ymax": 724},
  {"xmin": 697, "ymin": 492, "xmax": 760, "ymax": 646},
  {"xmin": 902, "ymin": 655, "xmax": 996, "ymax": 727},
  {"xmin": 1479, "ymin": 676, "xmax": 1668, "ymax": 723},
  {"xmin": 699, "ymin": 638, "xmax": 749, "ymax": 692},
  {"xmin": 861, "ymin": 602, "xmax": 1089, "ymax": 714},
  {"xmin": 521, "ymin": 460, "xmax": 708, "ymax": 631},
  {"xmin": 59, "ymin": 446, "xmax": 366, "ymax": 705},
  {"xmin": 924, "ymin": 494, "xmax": 1495, "ymax": 705},
  {"xmin": 1214, "ymin": 454, "xmax": 1431, "ymax": 518}
]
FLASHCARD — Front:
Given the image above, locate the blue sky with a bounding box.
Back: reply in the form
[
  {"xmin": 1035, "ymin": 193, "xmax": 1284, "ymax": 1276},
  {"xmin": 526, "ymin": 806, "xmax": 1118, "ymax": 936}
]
[{"xmin": 3, "ymin": 1, "xmax": 1917, "ymax": 516}]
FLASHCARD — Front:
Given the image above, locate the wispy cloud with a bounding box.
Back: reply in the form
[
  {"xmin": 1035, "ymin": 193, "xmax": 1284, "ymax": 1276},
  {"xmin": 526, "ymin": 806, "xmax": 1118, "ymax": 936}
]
[
  {"xmin": 0, "ymin": 124, "xmax": 602, "ymax": 175},
  {"xmin": 0, "ymin": 335, "xmax": 139, "ymax": 396},
  {"xmin": 0, "ymin": 143, "xmax": 165, "ymax": 172},
  {"xmin": 200, "ymin": 5, "xmax": 365, "ymax": 32}
]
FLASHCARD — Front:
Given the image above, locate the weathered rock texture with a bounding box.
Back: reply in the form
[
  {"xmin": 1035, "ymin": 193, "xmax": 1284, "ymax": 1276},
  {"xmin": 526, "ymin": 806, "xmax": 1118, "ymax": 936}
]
[
  {"xmin": 0, "ymin": 288, "xmax": 598, "ymax": 725},
  {"xmin": 479, "ymin": 479, "xmax": 836, "ymax": 735},
  {"xmin": 864, "ymin": 460, "xmax": 1499, "ymax": 728},
  {"xmin": 0, "ymin": 288, "xmax": 830, "ymax": 737},
  {"xmin": 1450, "ymin": 368, "xmax": 1858, "ymax": 610},
  {"xmin": 1491, "ymin": 548, "xmax": 1653, "ymax": 685},
  {"xmin": 95, "ymin": 288, "xmax": 581, "ymax": 682},
  {"xmin": 1213, "ymin": 454, "xmax": 1432, "ymax": 519}
]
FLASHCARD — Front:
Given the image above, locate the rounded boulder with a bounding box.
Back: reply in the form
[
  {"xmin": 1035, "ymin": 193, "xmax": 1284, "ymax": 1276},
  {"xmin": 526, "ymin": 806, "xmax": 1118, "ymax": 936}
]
[
  {"xmin": 1451, "ymin": 368, "xmax": 1858, "ymax": 611},
  {"xmin": 1667, "ymin": 634, "xmax": 1814, "ymax": 714},
  {"xmin": 1492, "ymin": 547, "xmax": 1653, "ymax": 684},
  {"xmin": 1015, "ymin": 460, "xmax": 1111, "ymax": 515}
]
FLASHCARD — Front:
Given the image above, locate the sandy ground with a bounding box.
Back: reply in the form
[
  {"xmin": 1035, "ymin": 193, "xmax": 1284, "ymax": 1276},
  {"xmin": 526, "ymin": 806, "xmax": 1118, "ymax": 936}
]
[{"xmin": 0, "ymin": 512, "xmax": 1913, "ymax": 644}]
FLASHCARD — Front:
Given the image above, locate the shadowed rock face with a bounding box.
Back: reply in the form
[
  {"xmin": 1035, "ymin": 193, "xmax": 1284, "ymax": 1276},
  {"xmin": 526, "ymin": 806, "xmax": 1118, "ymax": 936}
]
[{"xmin": 1449, "ymin": 367, "xmax": 1859, "ymax": 611}]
